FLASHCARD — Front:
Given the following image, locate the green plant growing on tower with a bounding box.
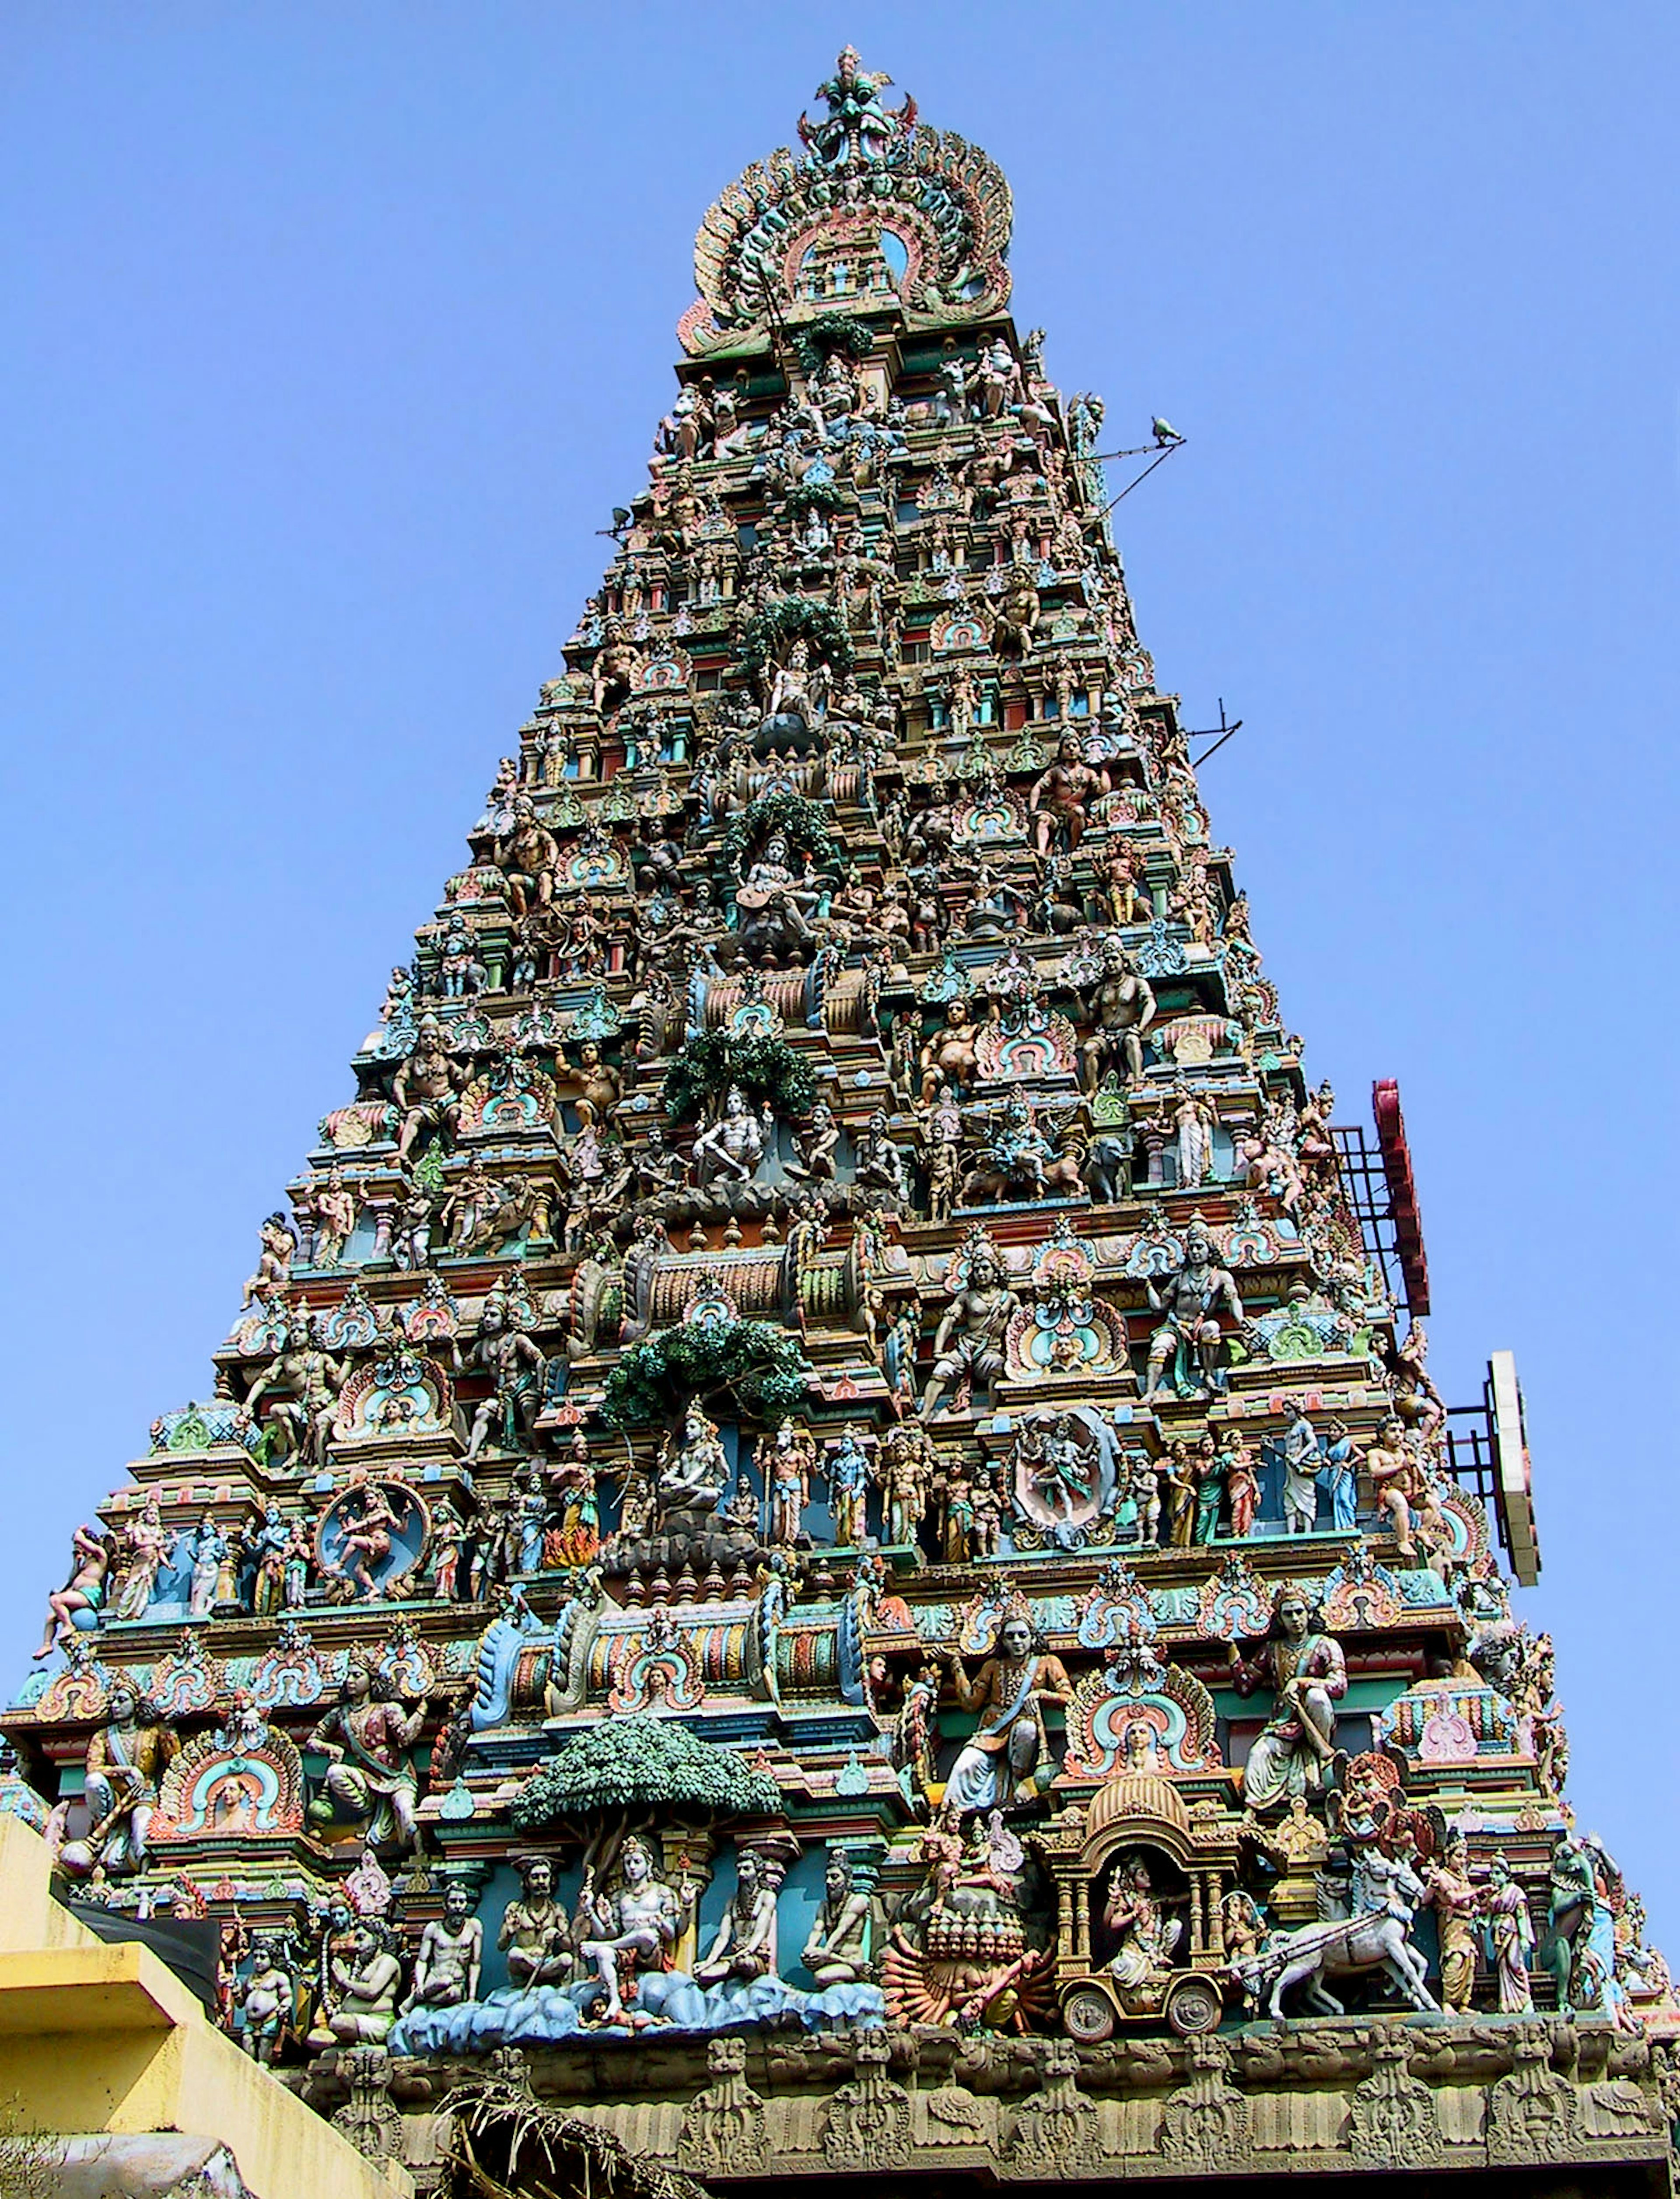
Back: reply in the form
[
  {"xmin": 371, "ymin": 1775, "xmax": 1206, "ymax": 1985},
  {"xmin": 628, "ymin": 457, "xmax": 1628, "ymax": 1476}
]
[
  {"xmin": 599, "ymin": 1318, "xmax": 811, "ymax": 1431},
  {"xmin": 738, "ymin": 599, "xmax": 854, "ymax": 693},
  {"xmin": 659, "ymin": 1029, "xmax": 817, "ymax": 1125}
]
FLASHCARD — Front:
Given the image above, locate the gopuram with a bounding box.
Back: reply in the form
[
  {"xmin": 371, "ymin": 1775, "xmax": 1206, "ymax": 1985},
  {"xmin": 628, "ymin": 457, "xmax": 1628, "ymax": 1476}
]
[{"xmin": 5, "ymin": 51, "xmax": 1674, "ymax": 2199}]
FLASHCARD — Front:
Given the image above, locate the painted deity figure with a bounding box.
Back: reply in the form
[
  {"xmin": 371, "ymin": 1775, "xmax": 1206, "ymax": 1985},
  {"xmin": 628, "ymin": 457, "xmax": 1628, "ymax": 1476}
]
[
  {"xmin": 695, "ymin": 1849, "xmax": 779, "ymax": 1989},
  {"xmin": 462, "ymin": 1300, "xmax": 546, "ymax": 1464},
  {"xmin": 405, "ymin": 1879, "xmax": 483, "ymax": 2010},
  {"xmin": 1141, "ymin": 1218, "xmax": 1244, "ymax": 1402},
  {"xmin": 1028, "ymin": 733, "xmax": 1110, "ymax": 854},
  {"xmin": 1481, "ymin": 1850, "xmax": 1536, "ymax": 2013},
  {"xmin": 576, "ymin": 1834, "xmax": 688, "ymax": 2024},
  {"xmin": 332, "ymin": 1483, "xmax": 404, "ymax": 1599},
  {"xmin": 112, "ymin": 1497, "xmax": 169, "ymax": 1623},
  {"xmin": 240, "ymin": 1936, "xmax": 294, "ymax": 2062},
  {"xmin": 758, "ymin": 1422, "xmax": 815, "ymax": 1547},
  {"xmin": 827, "ymin": 1428, "xmax": 871, "ymax": 1547},
  {"xmin": 493, "ymin": 795, "xmax": 560, "ymax": 919},
  {"xmin": 1103, "ymin": 1857, "xmax": 1183, "ymax": 2003},
  {"xmin": 735, "ymin": 832, "xmax": 821, "ymax": 966},
  {"xmin": 765, "ymin": 638, "xmax": 827, "ymax": 733},
  {"xmin": 305, "ymin": 1660, "xmax": 428, "ymax": 1852},
  {"xmin": 1230, "ymin": 1588, "xmax": 1347, "ymax": 1811},
  {"xmin": 1424, "ymin": 1833, "xmax": 1480, "ymax": 2013},
  {"xmin": 803, "ymin": 1852, "xmax": 873, "ymax": 1986},
  {"xmin": 1365, "ymin": 1415, "xmax": 1449, "ymax": 1563},
  {"xmin": 34, "ymin": 1525, "xmax": 112, "ymax": 1658},
  {"xmin": 692, "ymin": 1084, "xmax": 768, "ymax": 1185},
  {"xmin": 247, "ymin": 1502, "xmax": 292, "ymax": 1616},
  {"xmin": 942, "ymin": 1614, "xmax": 1073, "ymax": 1816},
  {"xmin": 1079, "ymin": 935, "xmax": 1155, "ymax": 1092},
  {"xmin": 880, "ymin": 1422, "xmax": 935, "ymax": 1547},
  {"xmin": 919, "ymin": 1242, "xmax": 1021, "ymax": 1418},
  {"xmin": 1219, "ymin": 1432, "xmax": 1260, "ymax": 1540},
  {"xmin": 326, "ymin": 1923, "xmax": 402, "ymax": 2044},
  {"xmin": 392, "ymin": 1015, "xmax": 463, "ymax": 1164},
  {"xmin": 245, "ymin": 1311, "xmax": 346, "ymax": 1471},
  {"xmin": 659, "ymin": 1408, "xmax": 731, "ymax": 1512},
  {"xmin": 72, "ymin": 1684, "xmax": 181, "ymax": 1876},
  {"xmin": 498, "ymin": 1856, "xmax": 574, "ymax": 1989},
  {"xmin": 241, "ymin": 1212, "xmax": 297, "ymax": 1309},
  {"xmin": 309, "ymin": 1165, "xmax": 358, "ymax": 1268},
  {"xmin": 1278, "ymin": 1401, "xmax": 1322, "ymax": 1535}
]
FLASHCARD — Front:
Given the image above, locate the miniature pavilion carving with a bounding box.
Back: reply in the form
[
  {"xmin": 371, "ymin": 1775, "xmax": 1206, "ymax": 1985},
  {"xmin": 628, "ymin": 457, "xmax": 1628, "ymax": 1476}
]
[{"xmin": 7, "ymin": 51, "xmax": 1676, "ymax": 2195}]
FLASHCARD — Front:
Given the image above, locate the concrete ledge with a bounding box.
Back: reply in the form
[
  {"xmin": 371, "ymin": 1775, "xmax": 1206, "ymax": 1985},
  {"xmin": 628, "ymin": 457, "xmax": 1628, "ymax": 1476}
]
[{"xmin": 0, "ymin": 1816, "xmax": 413, "ymax": 2198}]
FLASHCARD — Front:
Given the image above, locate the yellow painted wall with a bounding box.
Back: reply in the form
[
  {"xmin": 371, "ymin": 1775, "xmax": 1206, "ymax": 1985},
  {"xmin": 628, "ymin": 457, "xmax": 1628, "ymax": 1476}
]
[{"xmin": 0, "ymin": 1815, "xmax": 413, "ymax": 2197}]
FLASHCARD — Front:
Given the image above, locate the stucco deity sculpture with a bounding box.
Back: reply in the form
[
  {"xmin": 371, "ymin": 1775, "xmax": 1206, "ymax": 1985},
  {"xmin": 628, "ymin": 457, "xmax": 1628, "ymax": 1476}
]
[
  {"xmin": 942, "ymin": 1614, "xmax": 1072, "ymax": 1815},
  {"xmin": 305, "ymin": 1660, "xmax": 429, "ymax": 1852},
  {"xmin": 576, "ymin": 1834, "xmax": 690, "ymax": 2024},
  {"xmin": 1078, "ymin": 935, "xmax": 1156, "ymax": 1092},
  {"xmin": 919, "ymin": 1237, "xmax": 1020, "ymax": 1418},
  {"xmin": 803, "ymin": 1852, "xmax": 874, "ymax": 1986},
  {"xmin": 1141, "ymin": 1217, "xmax": 1244, "ymax": 1402},
  {"xmin": 1028, "ymin": 733, "xmax": 1109, "ymax": 854},
  {"xmin": 1230, "ymin": 1587, "xmax": 1347, "ymax": 1811},
  {"xmin": 498, "ymin": 1856, "xmax": 574, "ymax": 1989},
  {"xmin": 404, "ymin": 1880, "xmax": 484, "ymax": 2011},
  {"xmin": 695, "ymin": 1848, "xmax": 780, "ymax": 1988},
  {"xmin": 65, "ymin": 1683, "xmax": 180, "ymax": 1877}
]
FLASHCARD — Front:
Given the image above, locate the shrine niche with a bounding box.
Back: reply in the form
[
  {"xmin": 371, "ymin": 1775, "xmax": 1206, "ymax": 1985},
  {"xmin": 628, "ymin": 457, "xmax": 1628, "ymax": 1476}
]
[
  {"xmin": 314, "ymin": 1477, "xmax": 431, "ymax": 1597},
  {"xmin": 1058, "ymin": 1644, "xmax": 1222, "ymax": 1780},
  {"xmin": 152, "ymin": 1721, "xmax": 305, "ymax": 1842}
]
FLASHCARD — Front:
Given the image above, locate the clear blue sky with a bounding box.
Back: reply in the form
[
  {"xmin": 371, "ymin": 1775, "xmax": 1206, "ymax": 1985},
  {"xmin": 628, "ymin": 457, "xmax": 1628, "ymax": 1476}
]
[{"xmin": 2, "ymin": 4, "xmax": 1676, "ymax": 1935}]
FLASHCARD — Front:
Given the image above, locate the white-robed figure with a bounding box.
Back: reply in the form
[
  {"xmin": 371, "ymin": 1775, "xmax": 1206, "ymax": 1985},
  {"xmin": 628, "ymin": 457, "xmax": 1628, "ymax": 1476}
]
[{"xmin": 941, "ymin": 1613, "xmax": 1073, "ymax": 1816}]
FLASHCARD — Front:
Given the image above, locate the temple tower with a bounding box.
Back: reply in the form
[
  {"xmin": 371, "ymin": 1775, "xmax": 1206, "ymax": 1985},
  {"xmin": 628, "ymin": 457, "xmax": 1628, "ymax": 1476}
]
[{"xmin": 5, "ymin": 51, "xmax": 1673, "ymax": 2199}]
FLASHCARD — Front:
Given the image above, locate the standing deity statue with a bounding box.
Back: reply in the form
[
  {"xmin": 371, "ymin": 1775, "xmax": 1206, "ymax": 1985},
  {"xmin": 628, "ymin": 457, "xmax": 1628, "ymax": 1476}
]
[
  {"xmin": 758, "ymin": 1422, "xmax": 815, "ymax": 1546},
  {"xmin": 392, "ymin": 1014, "xmax": 464, "ymax": 1164},
  {"xmin": 462, "ymin": 1296, "xmax": 546, "ymax": 1464},
  {"xmin": 880, "ymin": 1422, "xmax": 936, "ymax": 1548},
  {"xmin": 112, "ymin": 1496, "xmax": 169, "ymax": 1623},
  {"xmin": 1424, "ymin": 1833, "xmax": 1480, "ymax": 2013},
  {"xmin": 918, "ymin": 1239, "xmax": 1020, "ymax": 1418},
  {"xmin": 1480, "ymin": 1851, "xmax": 1536, "ymax": 2013},
  {"xmin": 826, "ymin": 1428, "xmax": 871, "ymax": 1548},
  {"xmin": 309, "ymin": 1165, "xmax": 358, "ymax": 1268},
  {"xmin": 1078, "ymin": 935, "xmax": 1156, "ymax": 1092}
]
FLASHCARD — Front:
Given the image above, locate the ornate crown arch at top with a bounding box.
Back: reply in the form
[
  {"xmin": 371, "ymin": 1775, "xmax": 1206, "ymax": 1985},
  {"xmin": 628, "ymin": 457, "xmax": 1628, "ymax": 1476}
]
[{"xmin": 679, "ymin": 49, "xmax": 1014, "ymax": 356}]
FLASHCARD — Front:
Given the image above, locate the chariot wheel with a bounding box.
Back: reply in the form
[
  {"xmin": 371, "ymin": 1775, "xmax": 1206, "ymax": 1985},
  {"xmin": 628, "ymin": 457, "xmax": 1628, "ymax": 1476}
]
[
  {"xmin": 1060, "ymin": 1983, "xmax": 1117, "ymax": 2043},
  {"xmin": 1165, "ymin": 1973, "xmax": 1224, "ymax": 2037}
]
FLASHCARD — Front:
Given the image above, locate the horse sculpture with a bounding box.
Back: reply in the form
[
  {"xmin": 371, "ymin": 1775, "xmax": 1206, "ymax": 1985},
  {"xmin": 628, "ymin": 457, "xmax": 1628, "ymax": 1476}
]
[{"xmin": 1228, "ymin": 1852, "xmax": 1438, "ymax": 2020}]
